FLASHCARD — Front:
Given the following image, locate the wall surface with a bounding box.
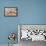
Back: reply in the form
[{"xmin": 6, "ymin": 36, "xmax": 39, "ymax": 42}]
[{"xmin": 0, "ymin": 0, "xmax": 46, "ymax": 44}]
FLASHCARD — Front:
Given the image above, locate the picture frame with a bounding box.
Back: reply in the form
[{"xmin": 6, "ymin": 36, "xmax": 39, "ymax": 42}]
[{"xmin": 4, "ymin": 7, "xmax": 18, "ymax": 17}]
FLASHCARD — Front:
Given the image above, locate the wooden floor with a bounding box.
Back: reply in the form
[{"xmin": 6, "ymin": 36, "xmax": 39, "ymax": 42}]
[
  {"xmin": 19, "ymin": 40, "xmax": 46, "ymax": 46},
  {"xmin": 0, "ymin": 40, "xmax": 46, "ymax": 46}
]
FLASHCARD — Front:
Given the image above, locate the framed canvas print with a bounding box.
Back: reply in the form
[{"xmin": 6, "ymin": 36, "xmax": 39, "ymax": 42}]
[{"xmin": 4, "ymin": 7, "xmax": 18, "ymax": 17}]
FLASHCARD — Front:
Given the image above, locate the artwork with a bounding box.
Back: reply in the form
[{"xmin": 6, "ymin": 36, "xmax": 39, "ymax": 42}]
[{"xmin": 4, "ymin": 7, "xmax": 18, "ymax": 16}]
